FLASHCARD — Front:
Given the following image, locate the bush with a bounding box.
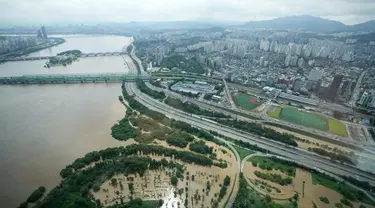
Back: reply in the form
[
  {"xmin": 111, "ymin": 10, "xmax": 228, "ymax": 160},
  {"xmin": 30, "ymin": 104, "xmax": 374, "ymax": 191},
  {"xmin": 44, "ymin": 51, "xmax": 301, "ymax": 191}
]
[
  {"xmin": 254, "ymin": 171, "xmax": 293, "ymax": 186},
  {"xmin": 340, "ymin": 199, "xmax": 353, "ymax": 207},
  {"xmin": 27, "ymin": 186, "xmax": 46, "ymax": 203},
  {"xmin": 335, "ymin": 203, "xmax": 344, "ymax": 208},
  {"xmin": 171, "ymin": 176, "xmax": 178, "ymax": 186},
  {"xmin": 189, "ymin": 140, "xmax": 213, "ymax": 155},
  {"xmin": 308, "ymin": 147, "xmax": 354, "ymax": 165},
  {"xmin": 215, "ymin": 119, "xmax": 298, "ymax": 147},
  {"xmin": 166, "ymin": 136, "xmax": 188, "ymax": 148},
  {"xmin": 165, "ymin": 97, "xmax": 229, "ymax": 118},
  {"xmin": 319, "ymin": 196, "xmax": 330, "ymax": 204},
  {"xmin": 224, "ymin": 176, "xmax": 231, "ymax": 187},
  {"xmin": 93, "ymin": 184, "xmax": 100, "ymax": 192},
  {"xmin": 17, "ymin": 201, "xmax": 28, "ymax": 208},
  {"xmin": 111, "ymin": 117, "xmax": 140, "ymax": 141},
  {"xmin": 136, "ymin": 79, "xmax": 165, "ymax": 100},
  {"xmin": 218, "ymin": 175, "xmax": 231, "ymax": 201}
]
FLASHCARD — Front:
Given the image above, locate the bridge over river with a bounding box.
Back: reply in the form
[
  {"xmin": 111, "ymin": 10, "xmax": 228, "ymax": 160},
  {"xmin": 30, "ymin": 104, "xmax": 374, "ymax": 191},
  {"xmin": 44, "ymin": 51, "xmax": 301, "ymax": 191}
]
[
  {"xmin": 0, "ymin": 73, "xmax": 150, "ymax": 84},
  {"xmin": 5, "ymin": 52, "xmax": 127, "ymax": 62}
]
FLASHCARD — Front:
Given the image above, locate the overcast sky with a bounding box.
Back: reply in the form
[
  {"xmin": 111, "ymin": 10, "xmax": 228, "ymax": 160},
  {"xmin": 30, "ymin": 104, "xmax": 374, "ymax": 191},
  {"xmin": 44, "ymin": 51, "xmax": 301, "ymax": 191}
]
[{"xmin": 1, "ymin": 0, "xmax": 375, "ymax": 26}]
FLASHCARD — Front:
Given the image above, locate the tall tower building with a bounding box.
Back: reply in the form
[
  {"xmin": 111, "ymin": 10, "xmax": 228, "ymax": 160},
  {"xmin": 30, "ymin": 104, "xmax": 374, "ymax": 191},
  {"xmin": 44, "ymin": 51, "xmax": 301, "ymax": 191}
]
[
  {"xmin": 326, "ymin": 75, "xmax": 344, "ymax": 101},
  {"xmin": 358, "ymin": 91, "xmax": 372, "ymax": 107},
  {"xmin": 41, "ymin": 26, "xmax": 48, "ymax": 39},
  {"xmin": 37, "ymin": 30, "xmax": 43, "ymax": 39}
]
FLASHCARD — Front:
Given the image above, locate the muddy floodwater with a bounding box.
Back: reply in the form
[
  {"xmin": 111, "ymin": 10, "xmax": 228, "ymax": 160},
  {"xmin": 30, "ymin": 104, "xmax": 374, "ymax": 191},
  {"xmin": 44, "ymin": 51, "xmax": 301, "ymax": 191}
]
[
  {"xmin": 0, "ymin": 35, "xmax": 132, "ymax": 207},
  {"xmin": 0, "ymin": 84, "xmax": 128, "ymax": 207}
]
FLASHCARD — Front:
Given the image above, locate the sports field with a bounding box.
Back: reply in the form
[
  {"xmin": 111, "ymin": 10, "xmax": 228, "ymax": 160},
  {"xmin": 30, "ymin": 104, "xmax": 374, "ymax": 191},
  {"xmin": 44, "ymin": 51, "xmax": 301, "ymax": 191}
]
[
  {"xmin": 233, "ymin": 93, "xmax": 263, "ymax": 110},
  {"xmin": 267, "ymin": 106, "xmax": 348, "ymax": 137},
  {"xmin": 280, "ymin": 107, "xmax": 329, "ymax": 131}
]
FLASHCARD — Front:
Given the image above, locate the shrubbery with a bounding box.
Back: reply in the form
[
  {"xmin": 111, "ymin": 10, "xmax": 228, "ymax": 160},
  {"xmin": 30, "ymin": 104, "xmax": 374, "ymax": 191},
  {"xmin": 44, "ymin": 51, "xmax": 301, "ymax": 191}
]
[
  {"xmin": 215, "ymin": 119, "xmax": 298, "ymax": 147},
  {"xmin": 189, "ymin": 140, "xmax": 213, "ymax": 155},
  {"xmin": 27, "ymin": 186, "xmax": 46, "ymax": 203},
  {"xmin": 340, "ymin": 199, "xmax": 353, "ymax": 207},
  {"xmin": 254, "ymin": 171, "xmax": 293, "ymax": 186},
  {"xmin": 319, "ymin": 196, "xmax": 330, "ymax": 204},
  {"xmin": 165, "ymin": 96, "xmax": 229, "ymax": 118},
  {"xmin": 111, "ymin": 117, "xmax": 140, "ymax": 141},
  {"xmin": 136, "ymin": 79, "xmax": 165, "ymax": 100},
  {"xmin": 308, "ymin": 147, "xmax": 355, "ymax": 165}
]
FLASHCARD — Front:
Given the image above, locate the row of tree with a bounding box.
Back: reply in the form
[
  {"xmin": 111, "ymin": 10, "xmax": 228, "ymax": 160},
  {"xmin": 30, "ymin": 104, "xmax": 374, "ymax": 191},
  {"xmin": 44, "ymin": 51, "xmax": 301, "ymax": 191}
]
[
  {"xmin": 218, "ymin": 176, "xmax": 231, "ymax": 202},
  {"xmin": 308, "ymin": 147, "xmax": 355, "ymax": 165},
  {"xmin": 60, "ymin": 144, "xmax": 216, "ymax": 179},
  {"xmin": 215, "ymin": 119, "xmax": 298, "ymax": 147},
  {"xmin": 121, "ymin": 84, "xmax": 166, "ymax": 121},
  {"xmin": 135, "ymin": 79, "xmax": 166, "ymax": 100},
  {"xmin": 254, "ymin": 171, "xmax": 293, "ymax": 186},
  {"xmin": 165, "ymin": 96, "xmax": 229, "ymax": 118}
]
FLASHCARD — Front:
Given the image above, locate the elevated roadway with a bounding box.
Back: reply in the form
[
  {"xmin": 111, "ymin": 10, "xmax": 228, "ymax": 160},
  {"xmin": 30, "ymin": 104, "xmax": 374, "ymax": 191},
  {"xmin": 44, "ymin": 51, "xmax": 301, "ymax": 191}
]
[
  {"xmin": 5, "ymin": 52, "xmax": 127, "ymax": 61},
  {"xmin": 0, "ymin": 73, "xmax": 150, "ymax": 85}
]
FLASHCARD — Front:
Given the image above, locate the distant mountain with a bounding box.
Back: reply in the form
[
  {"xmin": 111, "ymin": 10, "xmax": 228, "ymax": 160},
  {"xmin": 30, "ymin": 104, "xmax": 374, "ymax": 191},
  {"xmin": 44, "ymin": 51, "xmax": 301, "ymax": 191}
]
[
  {"xmin": 244, "ymin": 15, "xmax": 347, "ymax": 32},
  {"xmin": 348, "ymin": 20, "xmax": 375, "ymax": 32}
]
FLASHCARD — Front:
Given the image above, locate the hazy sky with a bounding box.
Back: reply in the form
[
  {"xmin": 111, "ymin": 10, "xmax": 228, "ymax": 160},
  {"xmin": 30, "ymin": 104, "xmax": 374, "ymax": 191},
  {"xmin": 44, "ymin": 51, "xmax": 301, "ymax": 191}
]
[{"xmin": 1, "ymin": 0, "xmax": 375, "ymax": 26}]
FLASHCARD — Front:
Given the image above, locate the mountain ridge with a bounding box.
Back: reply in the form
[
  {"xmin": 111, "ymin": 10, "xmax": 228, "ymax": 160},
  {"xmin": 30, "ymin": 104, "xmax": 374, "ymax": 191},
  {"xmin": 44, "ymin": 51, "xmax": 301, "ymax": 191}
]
[{"xmin": 243, "ymin": 15, "xmax": 375, "ymax": 32}]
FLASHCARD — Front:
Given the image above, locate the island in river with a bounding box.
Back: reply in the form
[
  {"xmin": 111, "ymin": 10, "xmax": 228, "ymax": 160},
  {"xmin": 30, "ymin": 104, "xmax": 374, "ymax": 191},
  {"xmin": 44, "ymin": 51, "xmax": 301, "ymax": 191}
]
[{"xmin": 44, "ymin": 50, "xmax": 82, "ymax": 67}]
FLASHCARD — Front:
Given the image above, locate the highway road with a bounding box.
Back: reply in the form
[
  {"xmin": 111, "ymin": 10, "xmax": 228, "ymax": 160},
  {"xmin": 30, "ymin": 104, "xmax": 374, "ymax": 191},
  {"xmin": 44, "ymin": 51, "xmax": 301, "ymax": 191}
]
[
  {"xmin": 126, "ymin": 44, "xmax": 375, "ymax": 187},
  {"xmin": 146, "ymin": 79, "xmax": 375, "ymax": 155},
  {"xmin": 146, "ymin": 82, "xmax": 375, "ymax": 168},
  {"xmin": 125, "ymin": 80, "xmax": 375, "ymax": 186}
]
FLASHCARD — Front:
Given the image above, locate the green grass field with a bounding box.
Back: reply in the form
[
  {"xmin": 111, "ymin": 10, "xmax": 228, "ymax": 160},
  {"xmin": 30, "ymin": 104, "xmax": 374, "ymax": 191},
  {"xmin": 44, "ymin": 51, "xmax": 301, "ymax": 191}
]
[
  {"xmin": 248, "ymin": 156, "xmax": 296, "ymax": 177},
  {"xmin": 267, "ymin": 106, "xmax": 281, "ymax": 119},
  {"xmin": 233, "ymin": 93, "xmax": 263, "ymax": 110},
  {"xmin": 266, "ymin": 106, "xmax": 348, "ymax": 137},
  {"xmin": 279, "ymin": 107, "xmax": 329, "ymax": 131},
  {"xmin": 327, "ymin": 117, "xmax": 348, "ymax": 137},
  {"xmin": 233, "ymin": 145, "xmax": 254, "ymax": 160}
]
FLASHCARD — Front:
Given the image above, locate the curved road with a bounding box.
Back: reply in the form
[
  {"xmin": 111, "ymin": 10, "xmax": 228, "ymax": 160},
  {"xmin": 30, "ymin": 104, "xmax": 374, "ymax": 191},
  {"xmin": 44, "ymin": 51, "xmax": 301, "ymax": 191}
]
[
  {"xmin": 241, "ymin": 153, "xmax": 375, "ymax": 203},
  {"xmin": 215, "ymin": 137, "xmax": 240, "ymax": 207}
]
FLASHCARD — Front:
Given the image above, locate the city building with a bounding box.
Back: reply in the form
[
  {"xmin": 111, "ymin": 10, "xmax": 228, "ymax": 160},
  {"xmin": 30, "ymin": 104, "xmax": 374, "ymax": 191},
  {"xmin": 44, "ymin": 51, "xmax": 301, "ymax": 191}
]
[
  {"xmin": 41, "ymin": 26, "xmax": 48, "ymax": 39},
  {"xmin": 358, "ymin": 91, "xmax": 372, "ymax": 106},
  {"xmin": 155, "ymin": 46, "xmax": 164, "ymax": 66},
  {"xmin": 37, "ymin": 30, "xmax": 43, "ymax": 39}
]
